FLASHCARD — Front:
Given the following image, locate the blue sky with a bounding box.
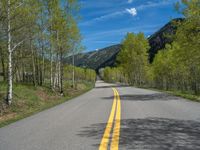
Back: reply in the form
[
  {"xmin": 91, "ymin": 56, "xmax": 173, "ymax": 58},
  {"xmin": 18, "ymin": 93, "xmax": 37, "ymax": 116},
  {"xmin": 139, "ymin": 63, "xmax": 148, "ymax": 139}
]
[{"xmin": 78, "ymin": 0, "xmax": 182, "ymax": 51}]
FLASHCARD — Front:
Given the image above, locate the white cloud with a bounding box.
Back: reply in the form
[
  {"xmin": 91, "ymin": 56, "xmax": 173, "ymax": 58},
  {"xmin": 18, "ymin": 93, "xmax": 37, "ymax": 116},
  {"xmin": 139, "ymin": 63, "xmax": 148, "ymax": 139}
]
[
  {"xmin": 126, "ymin": 8, "xmax": 137, "ymax": 16},
  {"xmin": 128, "ymin": 0, "xmax": 133, "ymax": 3}
]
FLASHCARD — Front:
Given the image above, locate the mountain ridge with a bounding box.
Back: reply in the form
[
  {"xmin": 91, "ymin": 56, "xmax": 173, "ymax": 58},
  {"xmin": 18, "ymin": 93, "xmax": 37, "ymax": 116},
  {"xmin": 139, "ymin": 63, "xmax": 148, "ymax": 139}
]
[{"xmin": 65, "ymin": 18, "xmax": 183, "ymax": 71}]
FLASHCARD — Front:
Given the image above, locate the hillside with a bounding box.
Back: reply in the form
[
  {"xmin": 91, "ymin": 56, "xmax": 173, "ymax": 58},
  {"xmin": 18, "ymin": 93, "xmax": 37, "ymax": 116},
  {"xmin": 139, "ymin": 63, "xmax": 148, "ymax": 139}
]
[
  {"xmin": 148, "ymin": 18, "xmax": 183, "ymax": 62},
  {"xmin": 65, "ymin": 44, "xmax": 121, "ymax": 70},
  {"xmin": 65, "ymin": 18, "xmax": 183, "ymax": 71}
]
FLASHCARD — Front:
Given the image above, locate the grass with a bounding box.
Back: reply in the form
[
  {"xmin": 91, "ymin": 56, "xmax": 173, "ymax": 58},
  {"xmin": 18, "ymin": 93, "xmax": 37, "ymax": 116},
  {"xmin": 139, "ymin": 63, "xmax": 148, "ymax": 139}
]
[
  {"xmin": 105, "ymin": 81, "xmax": 200, "ymax": 102},
  {"xmin": 164, "ymin": 90, "xmax": 200, "ymax": 102},
  {"xmin": 144, "ymin": 87, "xmax": 200, "ymax": 102},
  {"xmin": 115, "ymin": 82, "xmax": 200, "ymax": 103},
  {"xmin": 0, "ymin": 81, "xmax": 94, "ymax": 128}
]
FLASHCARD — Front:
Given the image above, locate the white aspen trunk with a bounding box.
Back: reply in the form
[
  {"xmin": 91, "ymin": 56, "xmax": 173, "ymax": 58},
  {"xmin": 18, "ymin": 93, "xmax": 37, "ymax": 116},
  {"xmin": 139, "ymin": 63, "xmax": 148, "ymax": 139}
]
[
  {"xmin": 7, "ymin": 50, "xmax": 12, "ymax": 104},
  {"xmin": 56, "ymin": 32, "xmax": 60, "ymax": 89},
  {"xmin": 41, "ymin": 14, "xmax": 45, "ymax": 85},
  {"xmin": 58, "ymin": 59, "xmax": 61, "ymax": 88},
  {"xmin": 53, "ymin": 67, "xmax": 57, "ymax": 89},
  {"xmin": 42, "ymin": 50, "xmax": 45, "ymax": 84},
  {"xmin": 72, "ymin": 50, "xmax": 75, "ymax": 89},
  {"xmin": 60, "ymin": 52, "xmax": 63, "ymax": 95},
  {"xmin": 50, "ymin": 26, "xmax": 53, "ymax": 89},
  {"xmin": 7, "ymin": 0, "xmax": 12, "ymax": 105},
  {"xmin": 53, "ymin": 58, "xmax": 59, "ymax": 89},
  {"xmin": 31, "ymin": 39, "xmax": 36, "ymax": 87},
  {"xmin": 50, "ymin": 51, "xmax": 53, "ymax": 88}
]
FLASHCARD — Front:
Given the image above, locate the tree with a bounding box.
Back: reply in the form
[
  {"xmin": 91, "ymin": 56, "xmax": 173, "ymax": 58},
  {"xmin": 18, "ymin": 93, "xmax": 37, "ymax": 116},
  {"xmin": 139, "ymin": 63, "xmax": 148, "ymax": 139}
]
[
  {"xmin": 175, "ymin": 0, "xmax": 200, "ymax": 94},
  {"xmin": 0, "ymin": 0, "xmax": 90, "ymax": 106},
  {"xmin": 3, "ymin": 0, "xmax": 34, "ymax": 105},
  {"xmin": 151, "ymin": 0, "xmax": 200, "ymax": 93},
  {"xmin": 117, "ymin": 32, "xmax": 149, "ymax": 86}
]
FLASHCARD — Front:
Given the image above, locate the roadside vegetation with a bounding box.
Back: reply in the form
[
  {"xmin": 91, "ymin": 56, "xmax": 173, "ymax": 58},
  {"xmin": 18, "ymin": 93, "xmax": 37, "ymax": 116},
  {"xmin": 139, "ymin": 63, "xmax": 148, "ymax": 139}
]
[
  {"xmin": 0, "ymin": 0, "xmax": 96, "ymax": 126},
  {"xmin": 0, "ymin": 80, "xmax": 94, "ymax": 127},
  {"xmin": 0, "ymin": 64, "xmax": 96, "ymax": 127},
  {"xmin": 100, "ymin": 0, "xmax": 200, "ymax": 101}
]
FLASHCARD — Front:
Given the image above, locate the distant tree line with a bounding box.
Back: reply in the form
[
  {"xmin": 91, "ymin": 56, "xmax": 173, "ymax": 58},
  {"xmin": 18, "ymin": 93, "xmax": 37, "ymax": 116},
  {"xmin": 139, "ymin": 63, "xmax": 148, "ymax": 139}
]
[
  {"xmin": 0, "ymin": 0, "xmax": 96, "ymax": 105},
  {"xmin": 65, "ymin": 65, "xmax": 96, "ymax": 86},
  {"xmin": 101, "ymin": 0, "xmax": 200, "ymax": 95}
]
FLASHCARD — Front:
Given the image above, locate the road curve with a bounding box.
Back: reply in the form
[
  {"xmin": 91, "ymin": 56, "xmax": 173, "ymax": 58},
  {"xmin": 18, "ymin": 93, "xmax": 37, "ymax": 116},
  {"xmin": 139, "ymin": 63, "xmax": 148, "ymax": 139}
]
[{"xmin": 0, "ymin": 81, "xmax": 200, "ymax": 150}]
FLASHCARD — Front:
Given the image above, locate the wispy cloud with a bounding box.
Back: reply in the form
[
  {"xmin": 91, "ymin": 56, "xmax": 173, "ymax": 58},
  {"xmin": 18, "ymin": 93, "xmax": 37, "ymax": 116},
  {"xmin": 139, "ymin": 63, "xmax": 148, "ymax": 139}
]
[
  {"xmin": 137, "ymin": 0, "xmax": 174, "ymax": 10},
  {"xmin": 92, "ymin": 11, "xmax": 126, "ymax": 21},
  {"xmin": 82, "ymin": 23, "xmax": 165, "ymax": 51},
  {"xmin": 85, "ymin": 24, "xmax": 162, "ymax": 41},
  {"xmin": 128, "ymin": 0, "xmax": 133, "ymax": 4},
  {"xmin": 90, "ymin": 40, "xmax": 118, "ymax": 44},
  {"xmin": 80, "ymin": 10, "xmax": 127, "ymax": 26},
  {"xmin": 80, "ymin": 1, "xmax": 113, "ymax": 9},
  {"xmin": 80, "ymin": 0, "xmax": 175, "ymax": 26},
  {"xmin": 80, "ymin": 8, "xmax": 137, "ymax": 26},
  {"xmin": 126, "ymin": 8, "xmax": 137, "ymax": 16}
]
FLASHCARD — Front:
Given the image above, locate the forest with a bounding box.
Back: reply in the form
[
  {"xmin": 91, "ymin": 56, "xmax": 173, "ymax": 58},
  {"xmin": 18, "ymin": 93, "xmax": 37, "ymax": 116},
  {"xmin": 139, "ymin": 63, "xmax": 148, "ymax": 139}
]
[
  {"xmin": 101, "ymin": 0, "xmax": 200, "ymax": 96},
  {"xmin": 0, "ymin": 0, "xmax": 96, "ymax": 107}
]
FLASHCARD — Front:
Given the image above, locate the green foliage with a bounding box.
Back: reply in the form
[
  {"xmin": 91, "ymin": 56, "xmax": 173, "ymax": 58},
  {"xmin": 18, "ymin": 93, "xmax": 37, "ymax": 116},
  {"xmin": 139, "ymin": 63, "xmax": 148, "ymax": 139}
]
[
  {"xmin": 102, "ymin": 67, "xmax": 126, "ymax": 83},
  {"xmin": 102, "ymin": 0, "xmax": 200, "ymax": 95},
  {"xmin": 101, "ymin": 33, "xmax": 150, "ymax": 86},
  {"xmin": 64, "ymin": 65, "xmax": 96, "ymax": 83},
  {"xmin": 65, "ymin": 18, "xmax": 182, "ymax": 70},
  {"xmin": 0, "ymin": 0, "xmax": 96, "ymax": 105},
  {"xmin": 151, "ymin": 0, "xmax": 200, "ymax": 94},
  {"xmin": 117, "ymin": 32, "xmax": 149, "ymax": 86}
]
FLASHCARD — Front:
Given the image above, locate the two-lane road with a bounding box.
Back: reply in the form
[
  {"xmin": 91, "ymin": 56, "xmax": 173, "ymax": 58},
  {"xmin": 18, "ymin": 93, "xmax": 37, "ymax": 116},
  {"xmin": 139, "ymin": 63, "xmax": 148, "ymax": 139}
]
[{"xmin": 0, "ymin": 81, "xmax": 200, "ymax": 150}]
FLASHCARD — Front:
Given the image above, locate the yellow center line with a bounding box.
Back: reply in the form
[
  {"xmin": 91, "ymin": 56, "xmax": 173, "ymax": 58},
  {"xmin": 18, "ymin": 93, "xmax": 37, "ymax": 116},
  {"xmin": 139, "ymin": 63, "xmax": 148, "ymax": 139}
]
[
  {"xmin": 99, "ymin": 88, "xmax": 117, "ymax": 150},
  {"xmin": 110, "ymin": 88, "xmax": 121, "ymax": 150},
  {"xmin": 99, "ymin": 88, "xmax": 121, "ymax": 150}
]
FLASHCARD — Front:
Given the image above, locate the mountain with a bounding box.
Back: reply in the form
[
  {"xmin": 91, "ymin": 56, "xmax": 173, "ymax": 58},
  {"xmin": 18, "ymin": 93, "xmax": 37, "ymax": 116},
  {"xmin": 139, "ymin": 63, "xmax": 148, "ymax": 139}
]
[
  {"xmin": 65, "ymin": 44, "xmax": 121, "ymax": 71},
  {"xmin": 148, "ymin": 18, "xmax": 183, "ymax": 63},
  {"xmin": 65, "ymin": 18, "xmax": 183, "ymax": 71}
]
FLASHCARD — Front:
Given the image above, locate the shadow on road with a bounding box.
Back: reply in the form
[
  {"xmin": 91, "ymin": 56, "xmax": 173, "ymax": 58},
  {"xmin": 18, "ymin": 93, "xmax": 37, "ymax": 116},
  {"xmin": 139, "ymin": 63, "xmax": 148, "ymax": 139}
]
[
  {"xmin": 77, "ymin": 118, "xmax": 200, "ymax": 149},
  {"xmin": 102, "ymin": 93, "xmax": 180, "ymax": 101},
  {"xmin": 95, "ymin": 84, "xmax": 129, "ymax": 89}
]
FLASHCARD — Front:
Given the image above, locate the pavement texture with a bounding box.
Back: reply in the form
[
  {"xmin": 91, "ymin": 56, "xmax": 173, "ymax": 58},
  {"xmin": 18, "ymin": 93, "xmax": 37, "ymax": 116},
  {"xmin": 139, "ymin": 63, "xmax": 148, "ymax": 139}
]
[{"xmin": 0, "ymin": 80, "xmax": 200, "ymax": 150}]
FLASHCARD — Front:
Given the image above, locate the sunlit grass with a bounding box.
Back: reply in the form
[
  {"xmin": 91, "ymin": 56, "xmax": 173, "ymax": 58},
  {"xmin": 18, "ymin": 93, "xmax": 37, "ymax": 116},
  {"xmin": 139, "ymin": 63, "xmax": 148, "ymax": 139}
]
[{"xmin": 0, "ymin": 81, "xmax": 94, "ymax": 127}]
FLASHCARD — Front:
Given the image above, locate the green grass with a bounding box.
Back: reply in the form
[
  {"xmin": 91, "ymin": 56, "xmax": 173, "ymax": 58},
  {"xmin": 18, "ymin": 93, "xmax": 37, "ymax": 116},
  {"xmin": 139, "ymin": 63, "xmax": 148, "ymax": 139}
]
[
  {"xmin": 144, "ymin": 87, "xmax": 200, "ymax": 102},
  {"xmin": 164, "ymin": 90, "xmax": 200, "ymax": 102},
  {"xmin": 0, "ymin": 81, "xmax": 94, "ymax": 128}
]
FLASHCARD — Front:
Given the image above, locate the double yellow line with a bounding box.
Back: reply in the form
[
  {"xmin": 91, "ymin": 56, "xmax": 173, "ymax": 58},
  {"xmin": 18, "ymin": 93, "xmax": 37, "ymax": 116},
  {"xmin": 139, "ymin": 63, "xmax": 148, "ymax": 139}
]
[{"xmin": 99, "ymin": 88, "xmax": 121, "ymax": 150}]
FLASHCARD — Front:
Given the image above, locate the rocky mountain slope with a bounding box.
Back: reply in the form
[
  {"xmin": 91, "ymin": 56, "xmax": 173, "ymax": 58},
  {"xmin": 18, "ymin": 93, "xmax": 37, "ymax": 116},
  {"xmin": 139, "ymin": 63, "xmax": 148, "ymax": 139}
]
[{"xmin": 65, "ymin": 44, "xmax": 121, "ymax": 70}]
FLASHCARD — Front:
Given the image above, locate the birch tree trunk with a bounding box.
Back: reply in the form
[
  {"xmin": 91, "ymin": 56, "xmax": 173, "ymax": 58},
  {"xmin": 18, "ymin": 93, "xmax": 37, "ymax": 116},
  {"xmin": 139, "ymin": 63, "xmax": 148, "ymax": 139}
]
[
  {"xmin": 30, "ymin": 39, "xmax": 36, "ymax": 87},
  {"xmin": 60, "ymin": 52, "xmax": 64, "ymax": 95},
  {"xmin": 50, "ymin": 48, "xmax": 53, "ymax": 89},
  {"xmin": 72, "ymin": 50, "xmax": 75, "ymax": 88},
  {"xmin": 6, "ymin": 0, "xmax": 12, "ymax": 105},
  {"xmin": 58, "ymin": 58, "xmax": 61, "ymax": 88},
  {"xmin": 42, "ymin": 46, "xmax": 45, "ymax": 85}
]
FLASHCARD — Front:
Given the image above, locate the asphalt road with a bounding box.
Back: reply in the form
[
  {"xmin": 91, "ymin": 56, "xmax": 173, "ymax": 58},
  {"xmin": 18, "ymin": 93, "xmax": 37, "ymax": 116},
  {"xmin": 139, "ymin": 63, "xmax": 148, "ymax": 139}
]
[{"xmin": 0, "ymin": 80, "xmax": 200, "ymax": 150}]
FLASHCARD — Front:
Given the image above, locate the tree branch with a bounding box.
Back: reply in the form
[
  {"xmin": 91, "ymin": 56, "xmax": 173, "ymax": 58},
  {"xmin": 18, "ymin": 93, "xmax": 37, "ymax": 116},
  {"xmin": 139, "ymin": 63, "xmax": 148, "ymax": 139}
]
[
  {"xmin": 11, "ymin": 39, "xmax": 25, "ymax": 52},
  {"xmin": 14, "ymin": 1, "xmax": 24, "ymax": 9}
]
